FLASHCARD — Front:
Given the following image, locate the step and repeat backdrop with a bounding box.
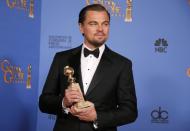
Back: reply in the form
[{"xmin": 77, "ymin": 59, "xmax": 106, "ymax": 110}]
[
  {"xmin": 0, "ymin": 0, "xmax": 41, "ymax": 131},
  {"xmin": 1, "ymin": 0, "xmax": 190, "ymax": 131}
]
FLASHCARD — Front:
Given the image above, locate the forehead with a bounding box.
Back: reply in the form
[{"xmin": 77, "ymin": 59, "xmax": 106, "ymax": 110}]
[{"xmin": 84, "ymin": 11, "xmax": 110, "ymax": 22}]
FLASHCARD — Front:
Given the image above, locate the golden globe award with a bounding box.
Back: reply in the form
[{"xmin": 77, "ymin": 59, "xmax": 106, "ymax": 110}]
[
  {"xmin": 125, "ymin": 0, "xmax": 132, "ymax": 22},
  {"xmin": 64, "ymin": 66, "xmax": 92, "ymax": 109}
]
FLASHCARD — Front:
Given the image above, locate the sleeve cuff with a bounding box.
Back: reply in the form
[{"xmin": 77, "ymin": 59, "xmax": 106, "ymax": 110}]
[
  {"xmin": 93, "ymin": 120, "xmax": 98, "ymax": 129},
  {"xmin": 62, "ymin": 98, "xmax": 69, "ymax": 114}
]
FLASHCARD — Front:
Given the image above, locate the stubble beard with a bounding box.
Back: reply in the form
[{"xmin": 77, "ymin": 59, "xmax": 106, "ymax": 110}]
[
  {"xmin": 90, "ymin": 39, "xmax": 106, "ymax": 48},
  {"xmin": 86, "ymin": 34, "xmax": 108, "ymax": 48}
]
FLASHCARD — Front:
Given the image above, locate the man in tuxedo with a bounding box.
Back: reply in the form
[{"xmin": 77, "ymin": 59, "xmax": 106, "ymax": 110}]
[{"xmin": 39, "ymin": 4, "xmax": 138, "ymax": 131}]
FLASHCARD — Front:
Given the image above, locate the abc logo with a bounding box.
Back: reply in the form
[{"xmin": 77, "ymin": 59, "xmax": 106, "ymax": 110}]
[{"xmin": 151, "ymin": 107, "xmax": 168, "ymax": 123}]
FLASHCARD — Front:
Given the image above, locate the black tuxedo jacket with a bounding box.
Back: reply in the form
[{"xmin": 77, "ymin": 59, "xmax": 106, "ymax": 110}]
[{"xmin": 39, "ymin": 45, "xmax": 138, "ymax": 131}]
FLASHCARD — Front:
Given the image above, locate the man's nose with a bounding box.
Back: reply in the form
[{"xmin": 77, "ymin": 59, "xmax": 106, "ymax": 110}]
[{"xmin": 97, "ymin": 25, "xmax": 103, "ymax": 31}]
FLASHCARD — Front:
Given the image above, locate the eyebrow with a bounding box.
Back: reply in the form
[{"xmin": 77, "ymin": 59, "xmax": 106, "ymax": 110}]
[{"xmin": 88, "ymin": 20, "xmax": 110, "ymax": 24}]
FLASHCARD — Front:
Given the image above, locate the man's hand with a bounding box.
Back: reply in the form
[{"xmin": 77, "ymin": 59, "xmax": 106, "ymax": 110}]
[
  {"xmin": 63, "ymin": 84, "xmax": 84, "ymax": 107},
  {"xmin": 69, "ymin": 101, "xmax": 97, "ymax": 122}
]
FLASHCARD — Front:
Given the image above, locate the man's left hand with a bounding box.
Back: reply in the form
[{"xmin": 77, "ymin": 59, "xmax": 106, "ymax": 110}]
[{"xmin": 69, "ymin": 101, "xmax": 97, "ymax": 122}]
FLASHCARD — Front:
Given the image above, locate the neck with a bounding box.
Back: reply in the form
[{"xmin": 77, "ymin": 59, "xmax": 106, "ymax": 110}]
[{"xmin": 84, "ymin": 42, "xmax": 103, "ymax": 50}]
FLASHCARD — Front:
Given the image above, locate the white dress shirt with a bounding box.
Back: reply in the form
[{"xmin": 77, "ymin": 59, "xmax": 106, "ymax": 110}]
[
  {"xmin": 81, "ymin": 43, "xmax": 105, "ymax": 94},
  {"xmin": 62, "ymin": 43, "xmax": 105, "ymax": 115}
]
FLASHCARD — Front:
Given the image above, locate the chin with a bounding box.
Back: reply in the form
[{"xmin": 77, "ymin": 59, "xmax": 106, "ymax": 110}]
[{"xmin": 92, "ymin": 41, "xmax": 105, "ymax": 47}]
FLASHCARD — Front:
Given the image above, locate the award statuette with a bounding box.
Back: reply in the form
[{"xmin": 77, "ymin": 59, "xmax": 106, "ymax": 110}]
[
  {"xmin": 64, "ymin": 66, "xmax": 92, "ymax": 109},
  {"xmin": 125, "ymin": 0, "xmax": 132, "ymax": 22}
]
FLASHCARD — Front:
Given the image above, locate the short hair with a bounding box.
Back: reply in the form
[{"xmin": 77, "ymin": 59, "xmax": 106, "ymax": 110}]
[{"xmin": 78, "ymin": 4, "xmax": 110, "ymax": 24}]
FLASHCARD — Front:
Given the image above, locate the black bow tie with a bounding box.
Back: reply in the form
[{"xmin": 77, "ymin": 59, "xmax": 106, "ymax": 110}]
[{"xmin": 84, "ymin": 48, "xmax": 100, "ymax": 58}]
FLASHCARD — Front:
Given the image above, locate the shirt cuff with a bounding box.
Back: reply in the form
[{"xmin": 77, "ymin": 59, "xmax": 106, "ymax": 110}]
[
  {"xmin": 93, "ymin": 121, "xmax": 98, "ymax": 129},
  {"xmin": 93, "ymin": 118, "xmax": 98, "ymax": 129},
  {"xmin": 62, "ymin": 98, "xmax": 69, "ymax": 114}
]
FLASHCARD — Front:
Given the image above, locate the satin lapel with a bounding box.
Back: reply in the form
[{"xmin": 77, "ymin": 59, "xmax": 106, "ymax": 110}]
[
  {"xmin": 85, "ymin": 47, "xmax": 112, "ymax": 97},
  {"xmin": 69, "ymin": 46, "xmax": 84, "ymax": 95}
]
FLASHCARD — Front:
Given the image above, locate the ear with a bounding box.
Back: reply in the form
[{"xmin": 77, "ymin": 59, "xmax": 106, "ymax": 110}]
[{"xmin": 79, "ymin": 23, "xmax": 84, "ymax": 34}]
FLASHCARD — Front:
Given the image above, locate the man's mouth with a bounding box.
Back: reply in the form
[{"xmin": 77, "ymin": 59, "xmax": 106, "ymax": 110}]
[{"xmin": 95, "ymin": 33, "xmax": 105, "ymax": 36}]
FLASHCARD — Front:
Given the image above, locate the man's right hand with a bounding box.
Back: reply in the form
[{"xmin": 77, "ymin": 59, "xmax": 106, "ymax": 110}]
[{"xmin": 63, "ymin": 84, "xmax": 84, "ymax": 107}]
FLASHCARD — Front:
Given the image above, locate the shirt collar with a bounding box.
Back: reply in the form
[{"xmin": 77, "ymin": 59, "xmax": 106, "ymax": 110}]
[{"xmin": 82, "ymin": 43, "xmax": 105, "ymax": 59}]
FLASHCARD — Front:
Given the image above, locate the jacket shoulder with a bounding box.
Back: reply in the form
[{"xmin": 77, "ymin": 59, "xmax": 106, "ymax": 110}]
[
  {"xmin": 56, "ymin": 46, "xmax": 81, "ymax": 56},
  {"xmin": 107, "ymin": 47, "xmax": 132, "ymax": 65}
]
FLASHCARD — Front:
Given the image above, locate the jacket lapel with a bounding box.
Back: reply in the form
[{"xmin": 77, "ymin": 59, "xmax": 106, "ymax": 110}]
[
  {"xmin": 85, "ymin": 46, "xmax": 112, "ymax": 97},
  {"xmin": 68, "ymin": 45, "xmax": 84, "ymax": 95}
]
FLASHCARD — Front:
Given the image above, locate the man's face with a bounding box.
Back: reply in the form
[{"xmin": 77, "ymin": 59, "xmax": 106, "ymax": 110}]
[{"xmin": 79, "ymin": 11, "xmax": 110, "ymax": 49}]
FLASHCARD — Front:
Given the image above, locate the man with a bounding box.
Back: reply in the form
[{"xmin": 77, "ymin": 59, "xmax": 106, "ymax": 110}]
[{"xmin": 39, "ymin": 4, "xmax": 138, "ymax": 131}]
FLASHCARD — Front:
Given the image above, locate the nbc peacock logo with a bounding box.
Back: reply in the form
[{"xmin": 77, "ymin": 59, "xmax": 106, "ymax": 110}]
[{"xmin": 154, "ymin": 38, "xmax": 168, "ymax": 53}]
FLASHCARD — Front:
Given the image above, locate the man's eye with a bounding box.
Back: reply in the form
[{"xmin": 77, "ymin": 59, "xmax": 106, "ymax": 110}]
[
  {"xmin": 89, "ymin": 23, "xmax": 97, "ymax": 25},
  {"xmin": 103, "ymin": 23, "xmax": 109, "ymax": 26}
]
